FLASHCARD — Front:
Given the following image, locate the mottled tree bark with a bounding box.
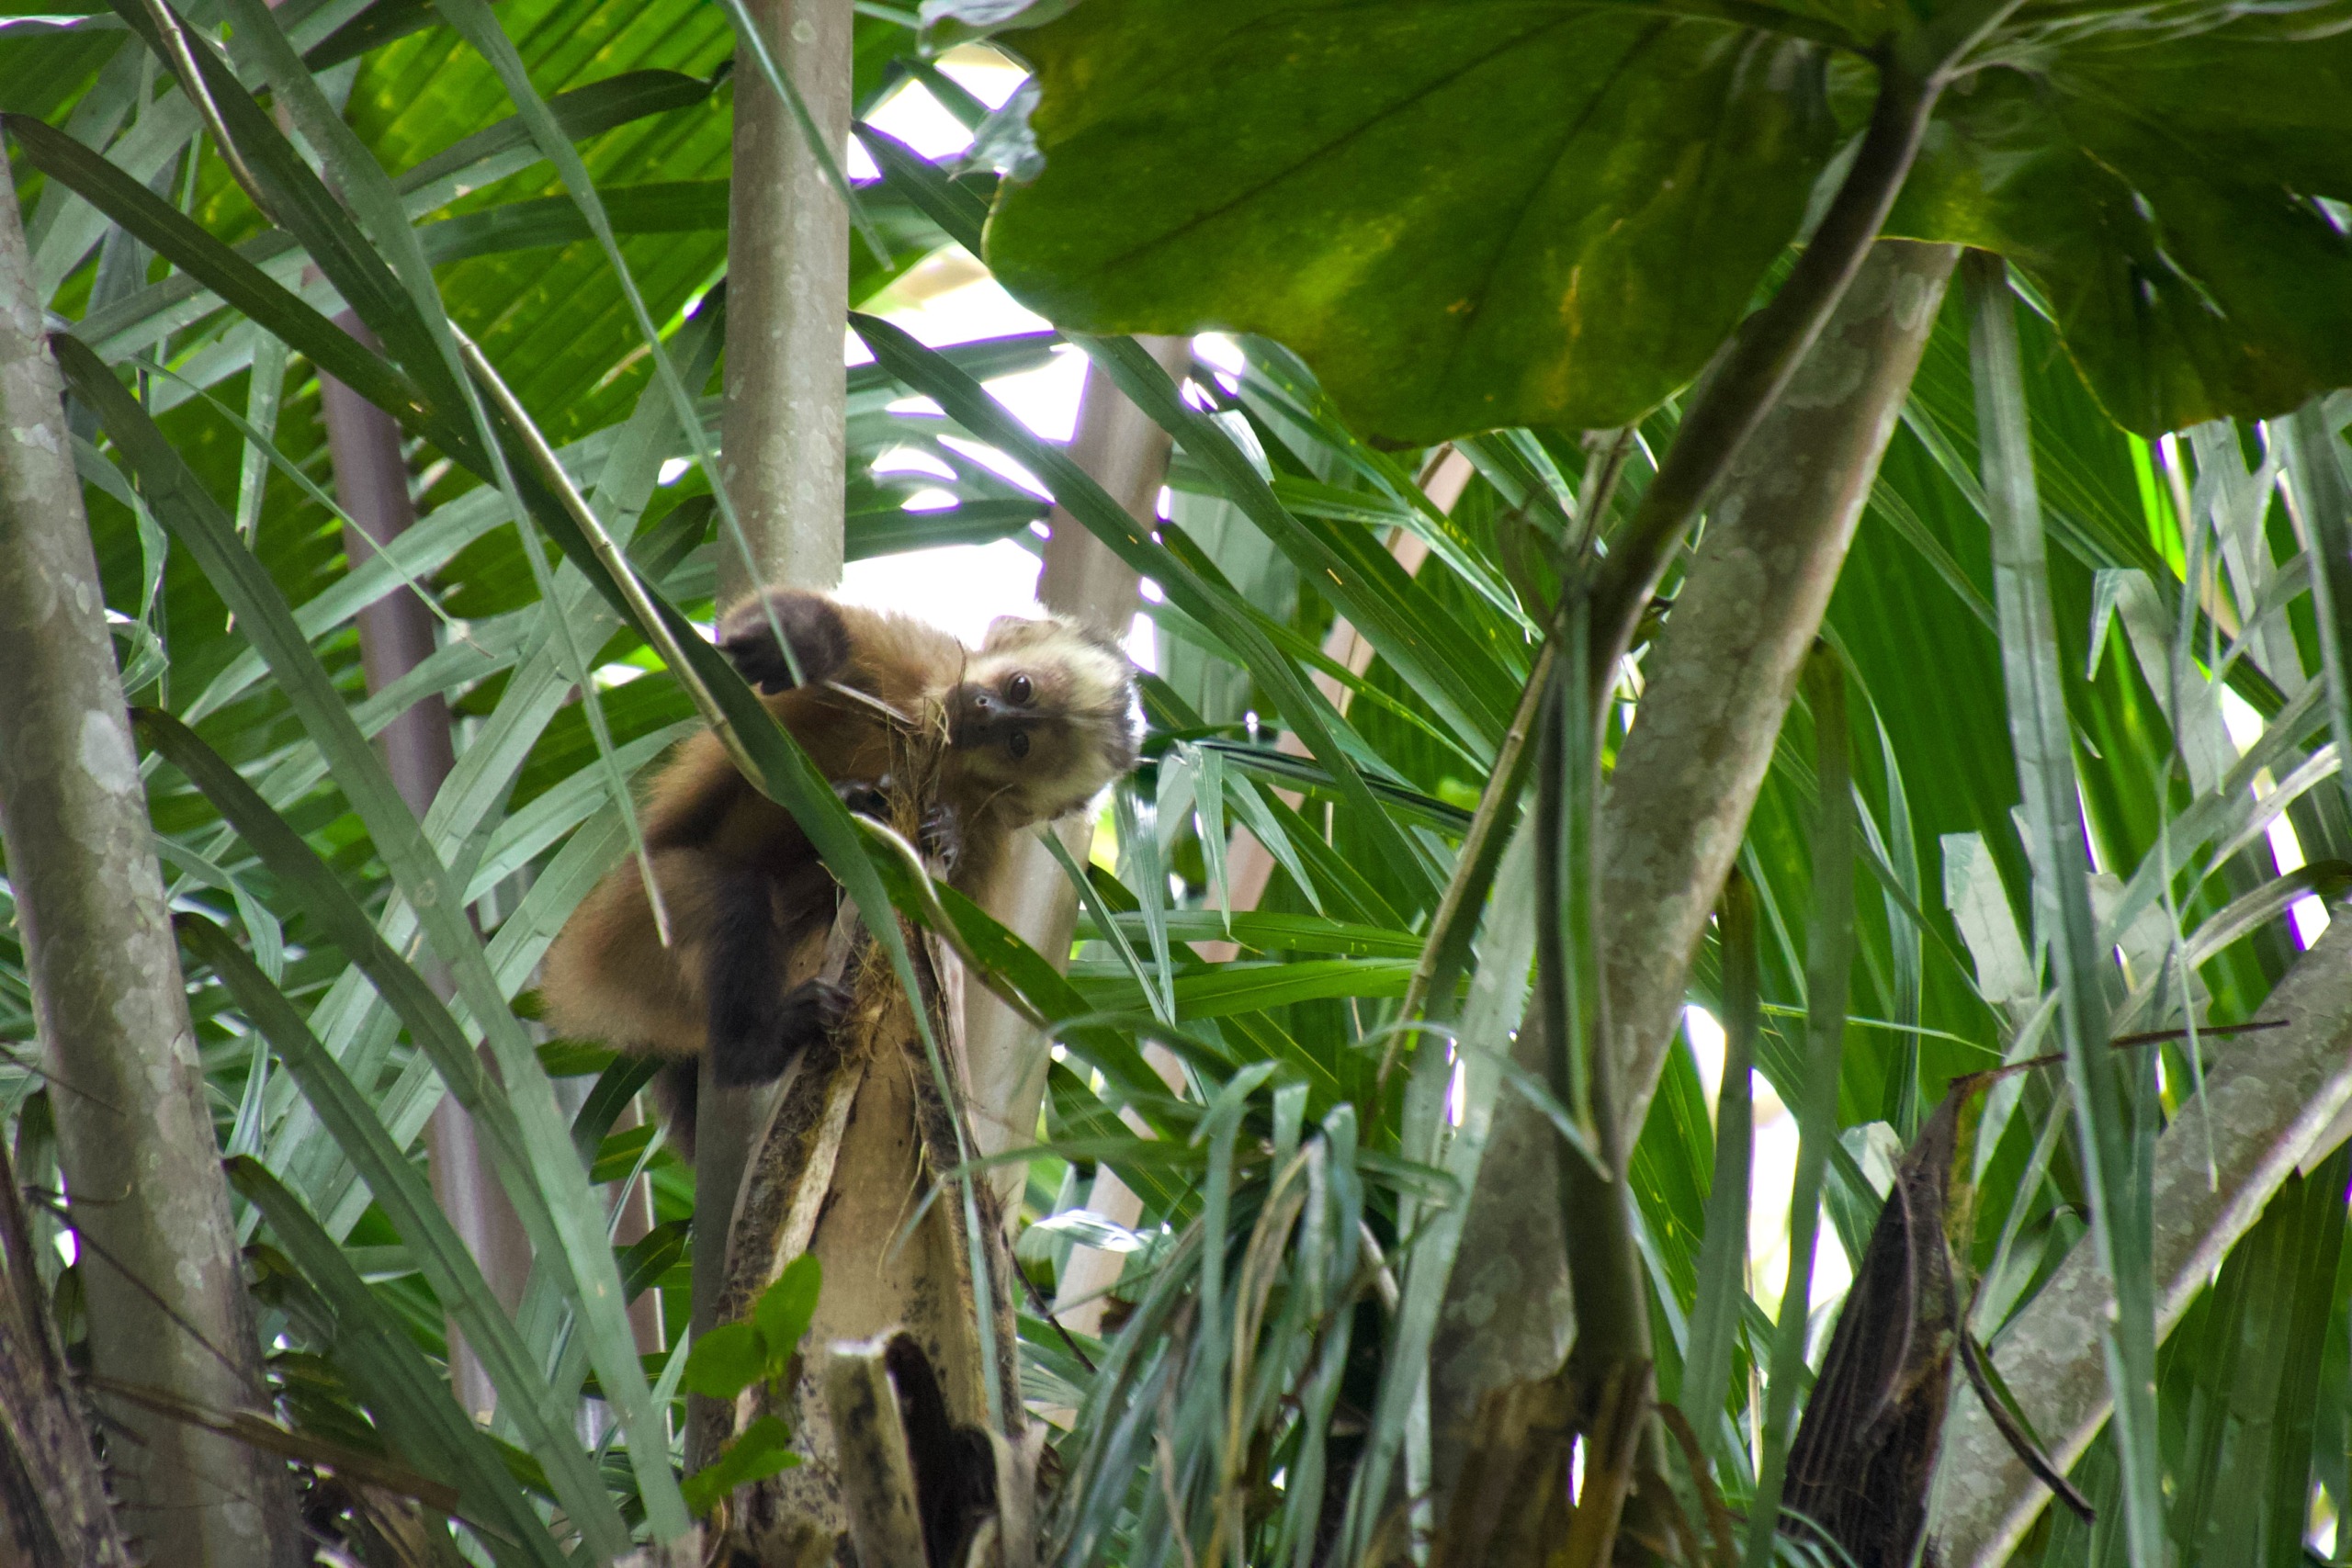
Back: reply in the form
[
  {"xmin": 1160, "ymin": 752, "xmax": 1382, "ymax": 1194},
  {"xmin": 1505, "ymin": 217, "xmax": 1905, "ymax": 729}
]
[
  {"xmin": 0, "ymin": 145, "xmax": 300, "ymax": 1568},
  {"xmin": 1430, "ymin": 241, "xmax": 1959, "ymax": 1495}
]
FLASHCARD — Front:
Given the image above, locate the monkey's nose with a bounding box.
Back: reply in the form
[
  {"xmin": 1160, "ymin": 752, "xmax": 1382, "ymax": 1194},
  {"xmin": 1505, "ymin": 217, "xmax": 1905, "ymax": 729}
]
[{"xmin": 948, "ymin": 688, "xmax": 1002, "ymax": 749}]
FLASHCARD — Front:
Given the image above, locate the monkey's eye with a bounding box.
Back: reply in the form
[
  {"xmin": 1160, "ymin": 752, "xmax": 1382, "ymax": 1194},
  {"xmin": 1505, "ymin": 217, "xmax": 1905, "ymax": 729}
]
[
  {"xmin": 1005, "ymin": 673, "xmax": 1033, "ymax": 706},
  {"xmin": 1007, "ymin": 729, "xmax": 1032, "ymax": 761}
]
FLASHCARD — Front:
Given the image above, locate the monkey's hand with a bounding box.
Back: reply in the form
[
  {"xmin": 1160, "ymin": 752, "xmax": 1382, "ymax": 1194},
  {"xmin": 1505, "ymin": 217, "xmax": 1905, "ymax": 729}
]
[
  {"xmin": 837, "ymin": 780, "xmax": 891, "ymax": 821},
  {"xmin": 918, "ymin": 802, "xmax": 962, "ymax": 874},
  {"xmin": 716, "ymin": 590, "xmax": 851, "ymax": 694}
]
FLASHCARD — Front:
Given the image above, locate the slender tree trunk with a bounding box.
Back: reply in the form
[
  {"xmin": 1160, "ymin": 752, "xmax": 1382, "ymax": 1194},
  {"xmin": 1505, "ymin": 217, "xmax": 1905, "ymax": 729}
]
[
  {"xmin": 964, "ymin": 336, "xmax": 1186, "ymax": 1239},
  {"xmin": 318, "ymin": 312, "xmax": 536, "ymax": 1424},
  {"xmin": 694, "ymin": 0, "xmax": 854, "ymax": 1473},
  {"xmin": 1207, "ymin": 447, "xmax": 1474, "ymax": 924},
  {"xmin": 1600, "ymin": 242, "xmax": 1959, "ymax": 1146},
  {"xmin": 716, "ymin": 0, "xmax": 851, "ymax": 604},
  {"xmin": 1429, "ymin": 241, "xmax": 1958, "ymax": 1505},
  {"xmin": 0, "ymin": 145, "xmax": 300, "ymax": 1568}
]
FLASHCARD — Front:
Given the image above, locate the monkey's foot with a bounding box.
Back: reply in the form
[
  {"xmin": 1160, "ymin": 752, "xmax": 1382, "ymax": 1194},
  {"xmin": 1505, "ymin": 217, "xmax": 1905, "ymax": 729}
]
[
  {"xmin": 709, "ymin": 981, "xmax": 850, "ymax": 1087},
  {"xmin": 774, "ymin": 978, "xmax": 852, "ymax": 1062}
]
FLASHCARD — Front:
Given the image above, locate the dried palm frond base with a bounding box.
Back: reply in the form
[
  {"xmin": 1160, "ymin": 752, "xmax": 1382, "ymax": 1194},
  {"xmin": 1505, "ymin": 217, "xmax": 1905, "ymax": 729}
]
[{"xmin": 695, "ymin": 757, "xmax": 1035, "ymax": 1568}]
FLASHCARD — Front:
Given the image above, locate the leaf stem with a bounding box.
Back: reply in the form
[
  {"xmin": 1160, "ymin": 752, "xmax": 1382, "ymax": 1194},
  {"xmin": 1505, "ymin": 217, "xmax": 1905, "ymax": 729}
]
[
  {"xmin": 1382, "ymin": 430, "xmax": 1635, "ymax": 1090},
  {"xmin": 1589, "ymin": 57, "xmax": 1945, "ymax": 693}
]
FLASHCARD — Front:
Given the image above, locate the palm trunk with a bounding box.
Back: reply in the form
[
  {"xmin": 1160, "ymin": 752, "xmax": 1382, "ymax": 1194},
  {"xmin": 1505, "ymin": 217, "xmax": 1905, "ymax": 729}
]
[
  {"xmin": 715, "ymin": 0, "xmax": 851, "ymax": 603},
  {"xmin": 1429, "ymin": 240, "xmax": 1959, "ymax": 1525},
  {"xmin": 961, "ymin": 337, "xmax": 1184, "ymax": 1326},
  {"xmin": 0, "ymin": 142, "xmax": 300, "ymax": 1568},
  {"xmin": 693, "ymin": 0, "xmax": 854, "ymax": 1474}
]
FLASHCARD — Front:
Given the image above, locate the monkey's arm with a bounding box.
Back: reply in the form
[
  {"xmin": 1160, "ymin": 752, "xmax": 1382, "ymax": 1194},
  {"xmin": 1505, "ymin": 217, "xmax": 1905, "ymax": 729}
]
[
  {"xmin": 715, "ymin": 589, "xmax": 854, "ymax": 694},
  {"xmin": 701, "ymin": 858, "xmax": 847, "ymax": 1086}
]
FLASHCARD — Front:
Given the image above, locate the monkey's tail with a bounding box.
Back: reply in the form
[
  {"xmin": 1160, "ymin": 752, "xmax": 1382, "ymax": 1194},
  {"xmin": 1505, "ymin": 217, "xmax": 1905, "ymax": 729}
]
[{"xmin": 653, "ymin": 1060, "xmax": 699, "ymax": 1165}]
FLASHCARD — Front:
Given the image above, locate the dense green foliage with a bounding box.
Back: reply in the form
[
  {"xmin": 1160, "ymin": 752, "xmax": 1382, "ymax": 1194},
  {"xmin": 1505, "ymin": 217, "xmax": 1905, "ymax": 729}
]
[{"xmin": 5, "ymin": 0, "xmax": 2352, "ymax": 1562}]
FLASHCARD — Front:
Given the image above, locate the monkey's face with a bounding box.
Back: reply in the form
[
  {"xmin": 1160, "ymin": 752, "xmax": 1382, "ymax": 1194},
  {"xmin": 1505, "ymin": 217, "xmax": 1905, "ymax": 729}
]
[{"xmin": 945, "ymin": 616, "xmax": 1142, "ymax": 820}]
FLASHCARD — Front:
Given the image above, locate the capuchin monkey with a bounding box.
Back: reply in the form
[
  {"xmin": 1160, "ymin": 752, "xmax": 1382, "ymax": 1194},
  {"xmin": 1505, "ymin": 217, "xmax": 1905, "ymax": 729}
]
[{"xmin": 540, "ymin": 588, "xmax": 1141, "ymax": 1156}]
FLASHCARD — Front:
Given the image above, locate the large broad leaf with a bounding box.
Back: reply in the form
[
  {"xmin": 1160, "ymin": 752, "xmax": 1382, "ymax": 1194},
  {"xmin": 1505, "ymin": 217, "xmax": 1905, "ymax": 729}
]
[
  {"xmin": 978, "ymin": 0, "xmax": 1838, "ymax": 442},
  {"xmin": 976, "ymin": 0, "xmax": 2352, "ymax": 443},
  {"xmin": 1889, "ymin": 26, "xmax": 2352, "ymax": 434}
]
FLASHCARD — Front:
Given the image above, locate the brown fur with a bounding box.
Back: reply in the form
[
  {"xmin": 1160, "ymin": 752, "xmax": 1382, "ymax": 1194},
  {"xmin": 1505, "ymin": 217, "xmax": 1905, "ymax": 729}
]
[{"xmin": 539, "ymin": 588, "xmax": 1139, "ymax": 1155}]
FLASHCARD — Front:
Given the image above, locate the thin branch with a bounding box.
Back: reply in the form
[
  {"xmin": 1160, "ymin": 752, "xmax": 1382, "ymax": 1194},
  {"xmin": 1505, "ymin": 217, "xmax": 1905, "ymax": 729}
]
[{"xmin": 1589, "ymin": 56, "xmax": 1950, "ymax": 693}]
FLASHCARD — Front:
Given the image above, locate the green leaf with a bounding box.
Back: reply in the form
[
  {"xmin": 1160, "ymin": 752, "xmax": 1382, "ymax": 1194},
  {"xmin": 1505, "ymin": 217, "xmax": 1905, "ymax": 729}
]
[
  {"xmin": 226, "ymin": 1158, "xmax": 573, "ymax": 1567},
  {"xmin": 1072, "ymin": 909, "xmax": 1420, "ymax": 958},
  {"xmin": 679, "ymin": 1415, "xmax": 801, "ymax": 1515},
  {"xmin": 1966, "ymin": 253, "xmax": 2163, "ymax": 1562},
  {"xmin": 2, "ymin": 114, "xmax": 438, "ymax": 431},
  {"xmin": 1075, "ymin": 957, "xmax": 1416, "ymax": 1022},
  {"xmin": 304, "ymin": 0, "xmax": 442, "ymax": 70},
  {"xmin": 983, "ymin": 1, "xmax": 1838, "ymax": 441},
  {"xmin": 416, "ymin": 180, "xmax": 729, "ymax": 263},
  {"xmin": 391, "ymin": 68, "xmax": 720, "ymax": 215},
  {"xmin": 1891, "ymin": 37, "xmax": 2352, "ymax": 434},
  {"xmin": 179, "ymin": 917, "xmax": 625, "ymax": 1551},
  {"xmin": 681, "ymin": 1322, "xmax": 765, "ymax": 1401},
  {"xmin": 751, "ymin": 1254, "xmax": 823, "ymax": 1371}
]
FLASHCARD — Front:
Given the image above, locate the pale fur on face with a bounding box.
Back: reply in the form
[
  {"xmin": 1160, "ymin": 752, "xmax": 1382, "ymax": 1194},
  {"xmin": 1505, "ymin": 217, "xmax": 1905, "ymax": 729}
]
[{"xmin": 946, "ymin": 614, "xmax": 1141, "ymax": 820}]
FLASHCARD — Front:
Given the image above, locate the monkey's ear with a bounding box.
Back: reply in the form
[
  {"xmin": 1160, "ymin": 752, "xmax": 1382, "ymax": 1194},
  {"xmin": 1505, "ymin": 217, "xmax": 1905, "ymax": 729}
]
[{"xmin": 983, "ymin": 615, "xmax": 1050, "ymax": 650}]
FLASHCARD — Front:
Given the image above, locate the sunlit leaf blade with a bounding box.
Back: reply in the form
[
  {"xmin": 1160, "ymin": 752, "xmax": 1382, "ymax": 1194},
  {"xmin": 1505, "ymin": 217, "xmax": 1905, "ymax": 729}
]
[
  {"xmin": 1967, "ymin": 253, "xmax": 2164, "ymax": 1562},
  {"xmin": 984, "ymin": 2, "xmax": 1838, "ymax": 441}
]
